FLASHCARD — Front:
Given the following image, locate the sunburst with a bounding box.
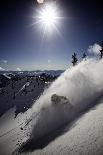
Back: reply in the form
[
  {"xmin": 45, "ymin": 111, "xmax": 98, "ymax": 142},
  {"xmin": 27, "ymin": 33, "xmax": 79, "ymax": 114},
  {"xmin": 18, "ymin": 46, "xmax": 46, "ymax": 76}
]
[{"xmin": 33, "ymin": 2, "xmax": 62, "ymax": 35}]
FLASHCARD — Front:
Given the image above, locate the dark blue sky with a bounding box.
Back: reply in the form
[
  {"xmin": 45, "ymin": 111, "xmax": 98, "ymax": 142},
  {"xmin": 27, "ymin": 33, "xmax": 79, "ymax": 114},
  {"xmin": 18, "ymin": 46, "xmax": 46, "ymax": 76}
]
[{"xmin": 0, "ymin": 0, "xmax": 103, "ymax": 70}]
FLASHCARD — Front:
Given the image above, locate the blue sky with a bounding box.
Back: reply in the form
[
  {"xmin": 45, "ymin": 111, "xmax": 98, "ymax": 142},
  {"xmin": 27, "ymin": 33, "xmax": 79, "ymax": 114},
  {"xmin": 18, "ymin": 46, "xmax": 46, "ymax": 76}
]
[{"xmin": 0, "ymin": 0, "xmax": 103, "ymax": 71}]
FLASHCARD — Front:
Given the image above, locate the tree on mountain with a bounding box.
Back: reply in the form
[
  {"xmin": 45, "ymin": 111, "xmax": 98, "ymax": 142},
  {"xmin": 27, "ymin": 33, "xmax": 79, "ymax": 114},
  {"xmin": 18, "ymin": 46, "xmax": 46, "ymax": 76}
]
[
  {"xmin": 100, "ymin": 42, "xmax": 103, "ymax": 59},
  {"xmin": 82, "ymin": 52, "xmax": 86, "ymax": 60},
  {"xmin": 72, "ymin": 52, "xmax": 78, "ymax": 66}
]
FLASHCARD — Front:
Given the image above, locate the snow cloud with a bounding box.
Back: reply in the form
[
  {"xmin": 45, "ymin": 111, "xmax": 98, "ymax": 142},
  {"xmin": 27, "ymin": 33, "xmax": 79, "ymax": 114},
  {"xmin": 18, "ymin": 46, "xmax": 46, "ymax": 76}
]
[
  {"xmin": 88, "ymin": 43, "xmax": 102, "ymax": 54},
  {"xmin": 0, "ymin": 67, "xmax": 5, "ymax": 71},
  {"xmin": 17, "ymin": 68, "xmax": 21, "ymax": 71},
  {"xmin": 2, "ymin": 60, "xmax": 7, "ymax": 64}
]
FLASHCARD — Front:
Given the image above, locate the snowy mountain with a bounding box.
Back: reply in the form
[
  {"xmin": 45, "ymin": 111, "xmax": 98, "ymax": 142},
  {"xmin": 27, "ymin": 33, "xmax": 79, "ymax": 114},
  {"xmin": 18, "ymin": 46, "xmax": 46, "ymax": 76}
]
[
  {"xmin": 0, "ymin": 59, "xmax": 103, "ymax": 155},
  {"xmin": 0, "ymin": 71, "xmax": 61, "ymax": 117}
]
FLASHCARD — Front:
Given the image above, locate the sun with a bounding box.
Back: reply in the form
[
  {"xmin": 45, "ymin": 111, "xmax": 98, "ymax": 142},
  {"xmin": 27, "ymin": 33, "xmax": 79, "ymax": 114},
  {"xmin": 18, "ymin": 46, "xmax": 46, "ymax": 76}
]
[
  {"xmin": 39, "ymin": 4, "xmax": 58, "ymax": 29},
  {"xmin": 33, "ymin": 2, "xmax": 62, "ymax": 34}
]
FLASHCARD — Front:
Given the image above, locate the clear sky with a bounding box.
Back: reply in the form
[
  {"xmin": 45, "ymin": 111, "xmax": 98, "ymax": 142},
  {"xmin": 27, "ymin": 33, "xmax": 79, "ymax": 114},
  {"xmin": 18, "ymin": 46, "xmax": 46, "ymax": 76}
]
[{"xmin": 0, "ymin": 0, "xmax": 103, "ymax": 71}]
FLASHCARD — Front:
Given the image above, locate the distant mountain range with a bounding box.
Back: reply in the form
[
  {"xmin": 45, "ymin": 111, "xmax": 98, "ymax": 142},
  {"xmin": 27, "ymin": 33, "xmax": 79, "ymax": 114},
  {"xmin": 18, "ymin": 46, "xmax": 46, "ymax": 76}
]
[{"xmin": 0, "ymin": 70, "xmax": 64, "ymax": 76}]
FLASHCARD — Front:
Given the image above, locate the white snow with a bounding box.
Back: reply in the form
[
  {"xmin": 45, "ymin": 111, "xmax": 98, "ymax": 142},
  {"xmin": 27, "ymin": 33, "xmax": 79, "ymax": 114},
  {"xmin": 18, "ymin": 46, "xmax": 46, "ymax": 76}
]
[
  {"xmin": 88, "ymin": 43, "xmax": 102, "ymax": 55},
  {"xmin": 26, "ymin": 59, "xmax": 103, "ymax": 142},
  {"xmin": 3, "ymin": 73, "xmax": 11, "ymax": 79},
  {"xmin": 1, "ymin": 59, "xmax": 103, "ymax": 155},
  {"xmin": 29, "ymin": 101, "xmax": 103, "ymax": 155}
]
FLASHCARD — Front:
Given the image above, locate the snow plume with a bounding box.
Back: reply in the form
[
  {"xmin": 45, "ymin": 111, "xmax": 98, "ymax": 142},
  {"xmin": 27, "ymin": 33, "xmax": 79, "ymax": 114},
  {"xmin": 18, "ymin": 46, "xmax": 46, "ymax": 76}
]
[
  {"xmin": 88, "ymin": 43, "xmax": 101, "ymax": 55},
  {"xmin": 18, "ymin": 58, "xmax": 103, "ymax": 148}
]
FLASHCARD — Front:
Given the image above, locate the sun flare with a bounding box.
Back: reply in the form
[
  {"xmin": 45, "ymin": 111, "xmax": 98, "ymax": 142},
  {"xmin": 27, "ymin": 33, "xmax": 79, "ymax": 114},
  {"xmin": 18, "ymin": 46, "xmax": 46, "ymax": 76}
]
[{"xmin": 33, "ymin": 3, "xmax": 62, "ymax": 34}]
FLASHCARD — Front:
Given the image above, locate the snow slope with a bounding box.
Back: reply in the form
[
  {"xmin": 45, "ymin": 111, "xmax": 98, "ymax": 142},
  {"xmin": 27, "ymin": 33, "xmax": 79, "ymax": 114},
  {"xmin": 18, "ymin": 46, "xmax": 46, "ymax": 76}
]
[
  {"xmin": 1, "ymin": 59, "xmax": 103, "ymax": 155},
  {"xmin": 21, "ymin": 59, "xmax": 103, "ymax": 143},
  {"xmin": 24, "ymin": 100, "xmax": 103, "ymax": 155}
]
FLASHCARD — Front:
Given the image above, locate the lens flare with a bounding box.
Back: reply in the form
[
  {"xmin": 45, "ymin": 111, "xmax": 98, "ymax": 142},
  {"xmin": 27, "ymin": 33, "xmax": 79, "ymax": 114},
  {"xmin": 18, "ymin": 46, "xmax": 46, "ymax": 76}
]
[
  {"xmin": 38, "ymin": 4, "xmax": 58, "ymax": 30},
  {"xmin": 33, "ymin": 2, "xmax": 62, "ymax": 35}
]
